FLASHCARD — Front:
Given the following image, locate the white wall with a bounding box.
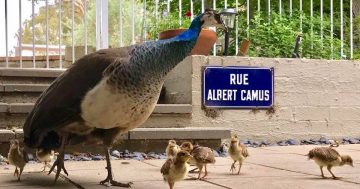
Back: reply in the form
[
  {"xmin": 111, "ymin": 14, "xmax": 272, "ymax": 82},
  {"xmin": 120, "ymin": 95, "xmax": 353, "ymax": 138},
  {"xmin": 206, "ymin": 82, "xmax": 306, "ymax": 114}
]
[{"xmin": 190, "ymin": 56, "xmax": 360, "ymax": 141}]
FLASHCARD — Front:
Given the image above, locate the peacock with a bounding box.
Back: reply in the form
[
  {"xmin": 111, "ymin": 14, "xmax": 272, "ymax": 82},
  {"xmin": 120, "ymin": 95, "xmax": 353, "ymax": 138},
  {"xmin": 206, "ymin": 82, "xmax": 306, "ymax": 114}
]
[{"xmin": 23, "ymin": 9, "xmax": 225, "ymax": 187}]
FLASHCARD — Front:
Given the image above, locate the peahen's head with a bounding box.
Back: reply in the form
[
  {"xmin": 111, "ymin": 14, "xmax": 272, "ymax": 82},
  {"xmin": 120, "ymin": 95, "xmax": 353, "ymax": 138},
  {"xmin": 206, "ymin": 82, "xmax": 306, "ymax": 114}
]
[{"xmin": 190, "ymin": 9, "xmax": 226, "ymax": 30}]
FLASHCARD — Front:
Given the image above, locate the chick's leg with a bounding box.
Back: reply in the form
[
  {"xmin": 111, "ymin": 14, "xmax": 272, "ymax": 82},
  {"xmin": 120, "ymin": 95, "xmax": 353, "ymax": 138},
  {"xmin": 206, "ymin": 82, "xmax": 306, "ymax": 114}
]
[
  {"xmin": 320, "ymin": 166, "xmax": 325, "ymax": 178},
  {"xmin": 48, "ymin": 136, "xmax": 68, "ymax": 184},
  {"xmin": 18, "ymin": 167, "xmax": 24, "ymax": 181},
  {"xmin": 230, "ymin": 160, "xmax": 237, "ymax": 173},
  {"xmin": 100, "ymin": 147, "xmax": 133, "ymax": 187},
  {"xmin": 42, "ymin": 162, "xmax": 47, "ymax": 172},
  {"xmin": 169, "ymin": 182, "xmax": 174, "ymax": 189},
  {"xmin": 202, "ymin": 164, "xmax": 209, "ymax": 179},
  {"xmin": 237, "ymin": 161, "xmax": 242, "ymax": 175},
  {"xmin": 327, "ymin": 165, "xmax": 338, "ymax": 179},
  {"xmin": 197, "ymin": 165, "xmax": 203, "ymax": 180},
  {"xmin": 14, "ymin": 167, "xmax": 18, "ymax": 177}
]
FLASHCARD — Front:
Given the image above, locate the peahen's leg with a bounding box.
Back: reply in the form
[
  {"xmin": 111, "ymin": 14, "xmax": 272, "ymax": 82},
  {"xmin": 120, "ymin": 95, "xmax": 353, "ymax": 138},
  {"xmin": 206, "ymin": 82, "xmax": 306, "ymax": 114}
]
[
  {"xmin": 48, "ymin": 136, "xmax": 68, "ymax": 184},
  {"xmin": 99, "ymin": 147, "xmax": 133, "ymax": 187}
]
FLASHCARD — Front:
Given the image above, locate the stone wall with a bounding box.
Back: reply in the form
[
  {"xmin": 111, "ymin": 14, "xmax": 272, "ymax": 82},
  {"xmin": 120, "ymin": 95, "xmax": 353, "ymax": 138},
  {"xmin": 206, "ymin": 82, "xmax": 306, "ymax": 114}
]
[{"xmin": 190, "ymin": 56, "xmax": 360, "ymax": 141}]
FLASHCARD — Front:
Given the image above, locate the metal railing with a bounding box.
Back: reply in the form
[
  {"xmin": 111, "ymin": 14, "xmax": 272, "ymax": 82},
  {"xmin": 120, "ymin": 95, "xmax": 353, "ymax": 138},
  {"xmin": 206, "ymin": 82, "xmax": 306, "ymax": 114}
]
[{"xmin": 0, "ymin": 0, "xmax": 357, "ymax": 69}]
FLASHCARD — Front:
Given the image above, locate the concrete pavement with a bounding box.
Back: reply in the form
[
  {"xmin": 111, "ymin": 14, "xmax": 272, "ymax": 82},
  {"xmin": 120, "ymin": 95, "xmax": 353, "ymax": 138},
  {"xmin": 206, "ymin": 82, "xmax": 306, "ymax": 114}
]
[{"xmin": 1, "ymin": 144, "xmax": 359, "ymax": 189}]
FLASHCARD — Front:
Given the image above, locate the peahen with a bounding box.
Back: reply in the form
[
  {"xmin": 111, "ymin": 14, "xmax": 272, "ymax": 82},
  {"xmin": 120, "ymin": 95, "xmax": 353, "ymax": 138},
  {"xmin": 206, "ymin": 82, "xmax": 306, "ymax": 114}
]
[{"xmin": 23, "ymin": 9, "xmax": 225, "ymax": 187}]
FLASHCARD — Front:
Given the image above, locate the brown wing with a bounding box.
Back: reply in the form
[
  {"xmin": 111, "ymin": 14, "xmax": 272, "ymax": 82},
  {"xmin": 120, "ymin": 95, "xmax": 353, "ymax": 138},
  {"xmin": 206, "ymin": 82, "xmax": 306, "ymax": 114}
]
[
  {"xmin": 23, "ymin": 46, "xmax": 135, "ymax": 149},
  {"xmin": 308, "ymin": 147, "xmax": 340, "ymax": 161},
  {"xmin": 161, "ymin": 158, "xmax": 174, "ymax": 175},
  {"xmin": 192, "ymin": 147, "xmax": 216, "ymax": 164},
  {"xmin": 239, "ymin": 144, "xmax": 249, "ymax": 157}
]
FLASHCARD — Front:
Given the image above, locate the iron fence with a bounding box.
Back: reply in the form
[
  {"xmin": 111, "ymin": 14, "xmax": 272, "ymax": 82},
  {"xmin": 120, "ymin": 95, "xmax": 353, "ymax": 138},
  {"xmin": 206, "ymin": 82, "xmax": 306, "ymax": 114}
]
[{"xmin": 0, "ymin": 0, "xmax": 357, "ymax": 69}]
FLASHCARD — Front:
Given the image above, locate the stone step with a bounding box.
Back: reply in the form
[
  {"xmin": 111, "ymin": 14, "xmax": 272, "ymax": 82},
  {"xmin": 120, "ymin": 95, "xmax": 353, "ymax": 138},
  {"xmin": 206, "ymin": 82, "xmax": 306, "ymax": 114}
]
[
  {"xmin": 0, "ymin": 103, "xmax": 192, "ymax": 114},
  {"xmin": 0, "ymin": 127, "xmax": 230, "ymax": 155},
  {"xmin": 0, "ymin": 103, "xmax": 192, "ymax": 129},
  {"xmin": 0, "ymin": 84, "xmax": 50, "ymax": 103},
  {"xmin": 0, "ymin": 68, "xmax": 60, "ymax": 84}
]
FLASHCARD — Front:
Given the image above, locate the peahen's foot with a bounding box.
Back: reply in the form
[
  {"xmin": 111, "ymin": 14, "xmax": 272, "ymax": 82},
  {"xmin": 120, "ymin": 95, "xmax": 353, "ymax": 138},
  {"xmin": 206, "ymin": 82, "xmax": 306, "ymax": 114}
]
[
  {"xmin": 48, "ymin": 157, "xmax": 68, "ymax": 183},
  {"xmin": 99, "ymin": 176, "xmax": 133, "ymax": 188}
]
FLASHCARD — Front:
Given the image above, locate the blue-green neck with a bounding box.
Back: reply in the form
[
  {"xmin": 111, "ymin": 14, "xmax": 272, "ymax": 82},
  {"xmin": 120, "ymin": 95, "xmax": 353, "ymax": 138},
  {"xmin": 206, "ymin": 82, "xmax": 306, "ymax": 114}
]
[{"xmin": 131, "ymin": 16, "xmax": 203, "ymax": 81}]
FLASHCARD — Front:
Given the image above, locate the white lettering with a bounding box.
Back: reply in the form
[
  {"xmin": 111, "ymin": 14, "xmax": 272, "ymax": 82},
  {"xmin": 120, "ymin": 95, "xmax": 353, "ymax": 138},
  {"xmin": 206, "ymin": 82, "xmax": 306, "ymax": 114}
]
[
  {"xmin": 206, "ymin": 89, "xmax": 238, "ymax": 101},
  {"xmin": 207, "ymin": 90, "xmax": 213, "ymax": 100},
  {"xmin": 230, "ymin": 74, "xmax": 236, "ymax": 85},
  {"xmin": 239, "ymin": 90, "xmax": 271, "ymax": 101},
  {"xmin": 229, "ymin": 74, "xmax": 249, "ymax": 85}
]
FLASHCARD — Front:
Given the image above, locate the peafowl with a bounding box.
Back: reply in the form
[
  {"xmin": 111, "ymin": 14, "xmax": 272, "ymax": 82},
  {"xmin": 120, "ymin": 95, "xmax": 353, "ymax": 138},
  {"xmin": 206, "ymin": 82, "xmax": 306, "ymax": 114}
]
[{"xmin": 23, "ymin": 9, "xmax": 225, "ymax": 187}]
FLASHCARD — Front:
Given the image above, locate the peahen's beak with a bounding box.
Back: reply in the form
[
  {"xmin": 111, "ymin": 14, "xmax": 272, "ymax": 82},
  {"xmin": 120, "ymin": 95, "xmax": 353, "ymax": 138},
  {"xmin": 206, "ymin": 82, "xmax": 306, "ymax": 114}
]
[{"xmin": 214, "ymin": 13, "xmax": 227, "ymax": 30}]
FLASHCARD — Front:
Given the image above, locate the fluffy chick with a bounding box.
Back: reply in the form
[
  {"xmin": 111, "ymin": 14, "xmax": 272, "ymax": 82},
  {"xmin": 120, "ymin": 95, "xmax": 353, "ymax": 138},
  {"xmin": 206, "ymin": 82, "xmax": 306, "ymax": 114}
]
[
  {"xmin": 7, "ymin": 139, "xmax": 28, "ymax": 181},
  {"xmin": 180, "ymin": 142, "xmax": 216, "ymax": 179},
  {"xmin": 36, "ymin": 149, "xmax": 55, "ymax": 172},
  {"xmin": 166, "ymin": 140, "xmax": 181, "ymax": 159},
  {"xmin": 161, "ymin": 150, "xmax": 192, "ymax": 189},
  {"xmin": 308, "ymin": 147, "xmax": 353, "ymax": 179},
  {"xmin": 228, "ymin": 135, "xmax": 249, "ymax": 175}
]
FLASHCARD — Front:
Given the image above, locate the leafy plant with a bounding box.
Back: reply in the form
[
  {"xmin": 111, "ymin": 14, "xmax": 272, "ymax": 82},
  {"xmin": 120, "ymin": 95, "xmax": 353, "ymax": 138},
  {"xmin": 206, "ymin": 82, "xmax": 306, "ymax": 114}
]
[{"xmin": 231, "ymin": 11, "xmax": 349, "ymax": 59}]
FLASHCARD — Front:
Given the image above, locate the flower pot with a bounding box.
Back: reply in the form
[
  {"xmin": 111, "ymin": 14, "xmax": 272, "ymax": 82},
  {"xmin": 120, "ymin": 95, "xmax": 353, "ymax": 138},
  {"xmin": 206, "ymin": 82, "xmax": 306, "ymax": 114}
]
[{"xmin": 158, "ymin": 28, "xmax": 217, "ymax": 56}]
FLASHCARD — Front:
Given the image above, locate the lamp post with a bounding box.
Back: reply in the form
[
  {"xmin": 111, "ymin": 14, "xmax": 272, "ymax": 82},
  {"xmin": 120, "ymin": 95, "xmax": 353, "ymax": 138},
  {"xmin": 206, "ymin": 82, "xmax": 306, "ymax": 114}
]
[{"xmin": 219, "ymin": 8, "xmax": 238, "ymax": 56}]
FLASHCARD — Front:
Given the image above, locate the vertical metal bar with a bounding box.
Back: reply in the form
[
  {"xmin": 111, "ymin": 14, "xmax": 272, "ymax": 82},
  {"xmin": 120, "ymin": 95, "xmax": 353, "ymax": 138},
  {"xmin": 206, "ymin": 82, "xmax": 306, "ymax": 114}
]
[
  {"xmin": 201, "ymin": 0, "xmax": 204, "ymax": 13},
  {"xmin": 131, "ymin": 0, "xmax": 135, "ymax": 44},
  {"xmin": 96, "ymin": 0, "xmax": 101, "ymax": 50},
  {"xmin": 235, "ymin": 0, "xmax": 238, "ymax": 53},
  {"xmin": 330, "ymin": 0, "xmax": 333, "ymax": 59},
  {"xmin": 167, "ymin": 0, "xmax": 170, "ymax": 13},
  {"xmin": 71, "ymin": 0, "xmax": 75, "ymax": 63},
  {"xmin": 213, "ymin": 0, "xmax": 216, "ymax": 56},
  {"xmin": 290, "ymin": 0, "xmax": 292, "ymax": 16},
  {"xmin": 350, "ymin": 0, "xmax": 353, "ymax": 59},
  {"xmin": 247, "ymin": 0, "xmax": 249, "ymax": 38},
  {"xmin": 46, "ymin": 0, "xmax": 49, "ymax": 68},
  {"xmin": 340, "ymin": 0, "xmax": 344, "ymax": 58},
  {"xmin": 258, "ymin": 0, "xmax": 260, "ymax": 13},
  {"xmin": 190, "ymin": 0, "xmax": 193, "ymax": 21},
  {"xmin": 179, "ymin": 0, "xmax": 182, "ymax": 26},
  {"xmin": 119, "ymin": 0, "xmax": 123, "ymax": 46},
  {"xmin": 84, "ymin": 0, "xmax": 87, "ymax": 55},
  {"xmin": 102, "ymin": 0, "xmax": 108, "ymax": 48},
  {"xmin": 32, "ymin": 0, "xmax": 35, "ymax": 67},
  {"xmin": 19, "ymin": 0, "xmax": 22, "ymax": 68},
  {"xmin": 59, "ymin": 0, "xmax": 62, "ymax": 68},
  {"xmin": 142, "ymin": 0, "xmax": 147, "ymax": 41},
  {"xmin": 310, "ymin": 0, "xmax": 313, "ymax": 56},
  {"xmin": 300, "ymin": 0, "xmax": 302, "ymax": 32},
  {"xmin": 268, "ymin": 0, "xmax": 270, "ymax": 23},
  {"xmin": 155, "ymin": 0, "xmax": 158, "ymax": 35},
  {"xmin": 279, "ymin": 0, "xmax": 282, "ymax": 16},
  {"xmin": 320, "ymin": 0, "xmax": 323, "ymax": 49},
  {"xmin": 5, "ymin": 0, "xmax": 8, "ymax": 67},
  {"xmin": 225, "ymin": 0, "xmax": 227, "ymax": 9}
]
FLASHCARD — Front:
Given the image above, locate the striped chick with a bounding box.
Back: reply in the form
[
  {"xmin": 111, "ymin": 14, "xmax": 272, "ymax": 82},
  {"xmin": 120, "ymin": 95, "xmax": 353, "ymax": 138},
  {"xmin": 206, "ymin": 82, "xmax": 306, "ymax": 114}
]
[
  {"xmin": 228, "ymin": 135, "xmax": 249, "ymax": 175},
  {"xmin": 308, "ymin": 147, "xmax": 353, "ymax": 179}
]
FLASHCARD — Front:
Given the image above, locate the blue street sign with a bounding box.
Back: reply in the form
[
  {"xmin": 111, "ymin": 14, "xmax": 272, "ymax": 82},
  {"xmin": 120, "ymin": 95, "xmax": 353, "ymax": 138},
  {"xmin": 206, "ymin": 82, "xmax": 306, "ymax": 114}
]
[{"xmin": 203, "ymin": 66, "xmax": 274, "ymax": 108}]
